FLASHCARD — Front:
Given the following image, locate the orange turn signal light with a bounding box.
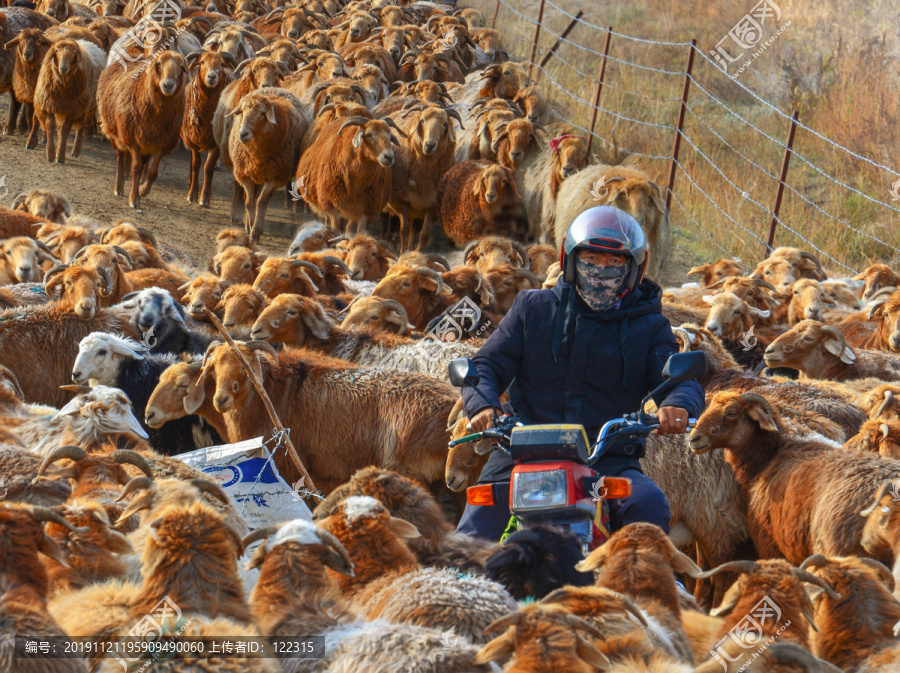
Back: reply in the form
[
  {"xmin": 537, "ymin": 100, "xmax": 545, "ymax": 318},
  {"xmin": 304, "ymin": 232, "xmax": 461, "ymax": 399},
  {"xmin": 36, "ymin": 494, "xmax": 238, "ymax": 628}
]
[
  {"xmin": 601, "ymin": 477, "xmax": 632, "ymax": 500},
  {"xmin": 467, "ymin": 484, "xmax": 494, "ymax": 506}
]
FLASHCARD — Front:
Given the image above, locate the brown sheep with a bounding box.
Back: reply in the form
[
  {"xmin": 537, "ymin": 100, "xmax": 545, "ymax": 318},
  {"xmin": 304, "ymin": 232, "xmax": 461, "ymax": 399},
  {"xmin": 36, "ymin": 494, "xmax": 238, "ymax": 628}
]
[
  {"xmin": 98, "ymin": 51, "xmax": 189, "ymax": 208},
  {"xmin": 36, "ymin": 0, "xmax": 98, "ymax": 22},
  {"xmin": 482, "ymin": 263, "xmax": 541, "ymax": 315},
  {"xmin": 10, "ymin": 189, "xmax": 71, "ymax": 223},
  {"xmin": 339, "ymin": 295, "xmax": 414, "ymax": 334},
  {"xmin": 228, "ymin": 87, "xmax": 310, "ymax": 242},
  {"xmin": 4, "ymin": 28, "xmax": 53, "ymax": 143},
  {"xmin": 212, "ymin": 245, "xmax": 266, "ymax": 285},
  {"xmin": 462, "ymin": 236, "xmax": 530, "ymax": 275},
  {"xmin": 214, "ymin": 227, "xmax": 255, "ymax": 255},
  {"xmin": 843, "ymin": 419, "xmax": 900, "ymax": 459},
  {"xmin": 855, "ymin": 263, "xmax": 900, "ymax": 302},
  {"xmin": 182, "ymin": 49, "xmax": 236, "ymax": 206},
  {"xmin": 750, "ymin": 246, "xmax": 826, "ymax": 293},
  {"xmin": 387, "ymin": 104, "xmax": 461, "ymax": 251},
  {"xmin": 554, "ymin": 163, "xmax": 670, "ymax": 281},
  {"xmin": 687, "ymin": 259, "xmax": 744, "ymax": 288},
  {"xmin": 296, "ymin": 114, "xmax": 402, "ymax": 237},
  {"xmin": 371, "ymin": 263, "xmax": 452, "ymax": 330},
  {"xmin": 341, "ymin": 234, "xmax": 396, "ymax": 281},
  {"xmin": 689, "ymin": 390, "xmax": 900, "ymax": 564},
  {"xmin": 33, "ymin": 38, "xmax": 104, "ymax": 164},
  {"xmin": 491, "ymin": 118, "xmax": 545, "ymax": 173},
  {"xmin": 520, "ymin": 132, "xmax": 588, "ymax": 243},
  {"xmin": 437, "ymin": 160, "xmax": 527, "ymax": 246},
  {"xmin": 0, "ymin": 236, "xmax": 58, "ymax": 284},
  {"xmin": 251, "ymin": 257, "xmax": 322, "ymax": 299},
  {"xmin": 211, "ymin": 55, "xmax": 286, "ymax": 222},
  {"xmin": 180, "ymin": 274, "xmax": 228, "ymax": 321},
  {"xmin": 215, "ymin": 283, "xmax": 267, "ymax": 329}
]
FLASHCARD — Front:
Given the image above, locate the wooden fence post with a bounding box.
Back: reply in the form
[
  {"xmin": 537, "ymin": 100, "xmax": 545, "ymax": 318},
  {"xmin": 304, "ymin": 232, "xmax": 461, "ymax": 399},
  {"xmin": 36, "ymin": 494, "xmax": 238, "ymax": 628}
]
[
  {"xmin": 490, "ymin": 0, "xmax": 500, "ymax": 29},
  {"xmin": 664, "ymin": 39, "xmax": 696, "ymax": 214},
  {"xmin": 585, "ymin": 26, "xmax": 612, "ymax": 159},
  {"xmin": 534, "ymin": 10, "xmax": 584, "ymax": 84},
  {"xmin": 527, "ymin": 0, "xmax": 546, "ymax": 80},
  {"xmin": 765, "ymin": 110, "xmax": 800, "ymax": 256}
]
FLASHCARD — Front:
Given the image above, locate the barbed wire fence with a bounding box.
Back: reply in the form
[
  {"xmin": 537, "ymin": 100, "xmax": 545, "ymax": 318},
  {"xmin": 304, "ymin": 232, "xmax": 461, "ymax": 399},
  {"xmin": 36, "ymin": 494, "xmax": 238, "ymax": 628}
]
[{"xmin": 461, "ymin": 0, "xmax": 900, "ymax": 276}]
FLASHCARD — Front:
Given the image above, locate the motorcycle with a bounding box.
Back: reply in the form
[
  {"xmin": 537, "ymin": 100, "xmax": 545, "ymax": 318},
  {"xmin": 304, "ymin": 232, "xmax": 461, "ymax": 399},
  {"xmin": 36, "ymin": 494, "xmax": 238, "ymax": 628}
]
[{"xmin": 447, "ymin": 351, "xmax": 706, "ymax": 551}]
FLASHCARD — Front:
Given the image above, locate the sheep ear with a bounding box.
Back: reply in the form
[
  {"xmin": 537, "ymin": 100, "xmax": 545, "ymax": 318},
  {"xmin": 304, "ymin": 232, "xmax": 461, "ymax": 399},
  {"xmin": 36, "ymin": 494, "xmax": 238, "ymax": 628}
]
[
  {"xmin": 575, "ymin": 635, "xmax": 611, "ymax": 670},
  {"xmin": 852, "ymin": 272, "xmax": 866, "ymax": 281},
  {"xmin": 670, "ymin": 549, "xmax": 704, "ymax": 577},
  {"xmin": 702, "ymin": 295, "xmax": 715, "ymax": 305},
  {"xmin": 184, "ymin": 380, "xmax": 206, "ymax": 414},
  {"xmin": 472, "ymin": 175, "xmax": 482, "ymax": 199},
  {"xmin": 266, "ymin": 104, "xmax": 277, "ymax": 124},
  {"xmin": 823, "ymin": 338, "xmax": 844, "ymax": 358},
  {"xmin": 38, "ymin": 534, "xmax": 69, "ymax": 566},
  {"xmin": 352, "ymin": 129, "xmax": 364, "ymax": 148},
  {"xmin": 474, "ymin": 630, "xmax": 515, "ymax": 665},
  {"xmin": 105, "ymin": 529, "xmax": 134, "ymax": 554},
  {"xmin": 805, "ymin": 585, "xmax": 825, "ymax": 603},
  {"xmin": 575, "ymin": 543, "xmax": 608, "ymax": 572},
  {"xmin": 687, "ymin": 264, "xmax": 709, "ymax": 277},
  {"xmin": 748, "ymin": 306, "xmax": 770, "ymax": 319},
  {"xmin": 747, "ymin": 402, "xmax": 778, "ymax": 433},
  {"xmin": 303, "ymin": 310, "xmax": 332, "ymax": 340},
  {"xmin": 840, "ymin": 347, "xmax": 857, "ymax": 365},
  {"xmin": 387, "ymin": 516, "xmax": 420, "ymax": 539},
  {"xmin": 245, "ymin": 542, "xmax": 267, "ymax": 570}
]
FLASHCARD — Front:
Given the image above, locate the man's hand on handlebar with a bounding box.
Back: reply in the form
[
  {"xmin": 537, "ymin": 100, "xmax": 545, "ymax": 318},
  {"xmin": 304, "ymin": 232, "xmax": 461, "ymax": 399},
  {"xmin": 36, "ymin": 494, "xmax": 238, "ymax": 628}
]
[
  {"xmin": 468, "ymin": 407, "xmax": 495, "ymax": 433},
  {"xmin": 657, "ymin": 406, "xmax": 690, "ymax": 435}
]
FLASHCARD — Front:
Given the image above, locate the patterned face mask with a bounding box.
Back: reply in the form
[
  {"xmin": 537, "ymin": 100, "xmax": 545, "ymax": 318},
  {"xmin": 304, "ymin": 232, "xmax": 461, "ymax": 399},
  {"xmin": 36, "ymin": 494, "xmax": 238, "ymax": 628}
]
[{"xmin": 574, "ymin": 254, "xmax": 631, "ymax": 311}]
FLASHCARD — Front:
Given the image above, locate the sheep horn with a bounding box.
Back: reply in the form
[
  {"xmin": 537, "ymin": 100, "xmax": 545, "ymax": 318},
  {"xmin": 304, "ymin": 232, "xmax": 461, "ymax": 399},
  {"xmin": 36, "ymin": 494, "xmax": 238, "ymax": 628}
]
[
  {"xmin": 264, "ymin": 6, "xmax": 285, "ymax": 18},
  {"xmin": 768, "ymin": 642, "xmax": 843, "ymax": 673},
  {"xmin": 202, "ymin": 340, "xmax": 223, "ymax": 368},
  {"xmin": 30, "ymin": 506, "xmax": 90, "ymax": 533},
  {"xmin": 738, "ymin": 391, "xmax": 775, "ymax": 418},
  {"xmin": 869, "ymin": 300, "xmax": 888, "ymax": 320},
  {"xmin": 752, "ymin": 279, "xmax": 778, "ymax": 292},
  {"xmin": 874, "ymin": 390, "xmax": 895, "ymax": 419},
  {"xmin": 462, "ymin": 239, "xmax": 479, "ymax": 262},
  {"xmin": 235, "ymin": 58, "xmax": 252, "ymax": 74},
  {"xmin": 314, "ymin": 527, "xmax": 355, "ymax": 575},
  {"xmin": 799, "ymin": 554, "xmax": 828, "ymax": 570},
  {"xmin": 245, "ymin": 340, "xmax": 280, "ymax": 362},
  {"xmin": 322, "ymin": 256, "xmax": 352, "ymax": 276},
  {"xmin": 97, "ymin": 266, "xmax": 113, "ymax": 296},
  {"xmin": 349, "ymin": 84, "xmax": 368, "ymax": 101},
  {"xmin": 185, "ymin": 49, "xmax": 204, "ymax": 64},
  {"xmin": 692, "ymin": 559, "xmax": 760, "ymax": 579},
  {"xmin": 855, "ymin": 557, "xmax": 895, "ymax": 592},
  {"xmin": 290, "ymin": 259, "xmax": 325, "ymax": 281},
  {"xmin": 445, "ymin": 107, "xmax": 464, "ymax": 127},
  {"xmin": 380, "ymin": 299, "xmax": 410, "ymax": 334},
  {"xmin": 484, "ymin": 611, "xmax": 523, "ymax": 635},
  {"xmin": 382, "ymin": 116, "xmax": 408, "ymax": 138},
  {"xmin": 240, "ymin": 525, "xmax": 278, "ymax": 549},
  {"xmin": 114, "ymin": 475, "xmax": 154, "ymax": 502},
  {"xmin": 426, "ymin": 253, "xmax": 451, "ymax": 271},
  {"xmin": 34, "ymin": 240, "xmax": 59, "ymax": 260},
  {"xmin": 820, "ymin": 325, "xmax": 847, "ymax": 350},
  {"xmin": 861, "ymin": 481, "xmax": 895, "ymax": 516},
  {"xmin": 71, "ymin": 245, "xmax": 89, "ymax": 261},
  {"xmin": 220, "ymin": 52, "xmax": 239, "ymax": 68},
  {"xmin": 671, "ymin": 326, "xmax": 692, "ymax": 349},
  {"xmin": 109, "ymin": 450, "xmax": 154, "ymax": 478},
  {"xmin": 415, "ymin": 266, "xmax": 445, "ymax": 294},
  {"xmin": 44, "ymin": 264, "xmax": 69, "ymax": 283},
  {"xmin": 35, "ymin": 445, "xmax": 87, "ymax": 478},
  {"xmin": 111, "ymin": 246, "xmax": 135, "ymax": 267},
  {"xmin": 510, "ymin": 240, "xmax": 530, "ymax": 269},
  {"xmin": 189, "ymin": 478, "xmax": 230, "ymax": 504},
  {"xmin": 881, "ymin": 422, "xmax": 891, "ymax": 442},
  {"xmin": 338, "ymin": 116, "xmax": 371, "ymax": 135},
  {"xmin": 60, "ymin": 384, "xmax": 93, "ymax": 394},
  {"xmin": 788, "ymin": 567, "xmax": 841, "ymax": 599}
]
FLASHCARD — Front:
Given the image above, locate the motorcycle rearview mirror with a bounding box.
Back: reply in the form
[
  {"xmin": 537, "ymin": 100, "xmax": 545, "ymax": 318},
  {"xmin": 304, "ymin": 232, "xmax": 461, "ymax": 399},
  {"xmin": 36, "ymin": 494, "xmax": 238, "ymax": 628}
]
[
  {"xmin": 640, "ymin": 351, "xmax": 707, "ymax": 412},
  {"xmin": 661, "ymin": 351, "xmax": 707, "ymax": 383},
  {"xmin": 448, "ymin": 358, "xmax": 480, "ymax": 388}
]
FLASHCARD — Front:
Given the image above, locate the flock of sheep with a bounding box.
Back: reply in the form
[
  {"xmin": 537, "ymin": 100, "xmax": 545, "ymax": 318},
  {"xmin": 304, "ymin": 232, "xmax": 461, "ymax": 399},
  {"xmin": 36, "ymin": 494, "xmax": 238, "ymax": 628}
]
[{"xmin": 0, "ymin": 0, "xmax": 899, "ymax": 671}]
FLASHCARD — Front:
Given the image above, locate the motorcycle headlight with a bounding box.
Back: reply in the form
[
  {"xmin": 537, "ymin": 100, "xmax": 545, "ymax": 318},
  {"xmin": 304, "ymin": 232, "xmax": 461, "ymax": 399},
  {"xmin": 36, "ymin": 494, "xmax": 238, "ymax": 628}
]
[{"xmin": 511, "ymin": 469, "xmax": 568, "ymax": 510}]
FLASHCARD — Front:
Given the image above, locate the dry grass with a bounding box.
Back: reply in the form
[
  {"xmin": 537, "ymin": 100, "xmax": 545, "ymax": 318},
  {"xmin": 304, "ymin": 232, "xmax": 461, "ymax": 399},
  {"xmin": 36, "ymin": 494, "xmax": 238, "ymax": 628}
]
[{"xmin": 462, "ymin": 0, "xmax": 900, "ymax": 276}]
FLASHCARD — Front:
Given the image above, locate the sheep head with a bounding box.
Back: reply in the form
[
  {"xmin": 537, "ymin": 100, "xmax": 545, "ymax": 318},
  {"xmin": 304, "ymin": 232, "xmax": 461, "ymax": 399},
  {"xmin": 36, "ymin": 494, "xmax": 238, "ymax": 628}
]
[
  {"xmin": 751, "ymin": 247, "xmax": 825, "ymax": 293},
  {"xmin": 463, "ymin": 236, "xmax": 530, "ymax": 275},
  {"xmin": 288, "ymin": 222, "xmax": 339, "ymax": 256},
  {"xmin": 513, "ymin": 85, "xmax": 550, "ymax": 125},
  {"xmin": 252, "ymin": 257, "xmax": 321, "ymax": 298},
  {"xmin": 339, "ymin": 296, "xmax": 412, "ymax": 334},
  {"xmin": 145, "ymin": 361, "xmax": 207, "ymax": 427},
  {"xmin": 857, "ymin": 263, "xmax": 900, "ymax": 302},
  {"xmin": 0, "ymin": 237, "xmax": 57, "ymax": 283},
  {"xmin": 407, "ymin": 105, "xmax": 461, "ymax": 156},
  {"xmin": 11, "ymin": 188, "xmax": 71, "ymax": 223},
  {"xmin": 101, "ymin": 221, "xmax": 158, "ymax": 248},
  {"xmin": 787, "ymin": 278, "xmax": 835, "ymax": 325},
  {"xmin": 853, "ymin": 384, "xmax": 900, "ymax": 421},
  {"xmin": 212, "ymin": 245, "xmax": 267, "ymax": 285},
  {"xmin": 230, "ymin": 91, "xmax": 280, "ymax": 144},
  {"xmin": 251, "ymin": 294, "xmax": 332, "ymax": 344},
  {"xmin": 371, "ymin": 263, "xmax": 451, "ymax": 328},
  {"xmin": 44, "ymin": 264, "xmax": 112, "ymax": 320},
  {"xmin": 198, "ymin": 340, "xmax": 279, "ymax": 412},
  {"xmin": 688, "ymin": 390, "xmax": 779, "ymax": 455},
  {"xmin": 72, "ymin": 332, "xmax": 146, "ymax": 386},
  {"xmin": 476, "ymin": 61, "xmax": 531, "ymax": 100},
  {"xmin": 343, "ymin": 234, "xmax": 396, "ymax": 281},
  {"xmin": 5, "ymin": 29, "xmax": 53, "ymax": 66},
  {"xmin": 701, "ymin": 291, "xmax": 770, "ymax": 338},
  {"xmin": 492, "ymin": 118, "xmax": 543, "ymax": 170},
  {"xmin": 215, "ymin": 283, "xmax": 267, "ymax": 329},
  {"xmin": 215, "ymin": 228, "xmax": 254, "ymax": 255},
  {"xmin": 189, "ymin": 50, "xmax": 235, "ymax": 90},
  {"xmin": 338, "ymin": 116, "xmax": 403, "ymax": 168},
  {"xmin": 150, "ymin": 51, "xmax": 189, "ymax": 97},
  {"xmin": 483, "ymin": 264, "xmax": 540, "ymax": 315},
  {"xmin": 763, "ymin": 320, "xmax": 856, "ymax": 374},
  {"xmin": 475, "ymin": 163, "xmax": 519, "ymax": 207},
  {"xmin": 868, "ymin": 289, "xmax": 900, "ymax": 352},
  {"xmin": 687, "ymin": 259, "xmax": 744, "ymax": 288}
]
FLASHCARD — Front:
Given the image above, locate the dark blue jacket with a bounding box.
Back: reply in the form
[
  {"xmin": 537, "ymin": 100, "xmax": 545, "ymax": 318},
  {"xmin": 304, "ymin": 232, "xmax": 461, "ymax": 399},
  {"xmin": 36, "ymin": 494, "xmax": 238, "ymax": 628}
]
[{"xmin": 462, "ymin": 278, "xmax": 705, "ymax": 481}]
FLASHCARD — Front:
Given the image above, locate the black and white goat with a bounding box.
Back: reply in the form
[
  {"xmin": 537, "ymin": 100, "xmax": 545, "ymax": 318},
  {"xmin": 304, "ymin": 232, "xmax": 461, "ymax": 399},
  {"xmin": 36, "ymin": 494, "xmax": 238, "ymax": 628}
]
[{"xmin": 118, "ymin": 288, "xmax": 216, "ymax": 355}]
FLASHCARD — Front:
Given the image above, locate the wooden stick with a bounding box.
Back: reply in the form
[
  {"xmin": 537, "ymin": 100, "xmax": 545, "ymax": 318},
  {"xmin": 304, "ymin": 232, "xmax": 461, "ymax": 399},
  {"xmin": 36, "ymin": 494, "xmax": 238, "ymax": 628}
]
[
  {"xmin": 204, "ymin": 307, "xmax": 319, "ymax": 496},
  {"xmin": 765, "ymin": 110, "xmax": 800, "ymax": 256}
]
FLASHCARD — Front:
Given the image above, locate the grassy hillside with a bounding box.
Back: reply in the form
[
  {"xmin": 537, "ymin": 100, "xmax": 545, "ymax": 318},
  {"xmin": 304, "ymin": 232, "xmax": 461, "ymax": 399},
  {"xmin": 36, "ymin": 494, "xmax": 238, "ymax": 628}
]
[{"xmin": 462, "ymin": 0, "xmax": 900, "ymax": 276}]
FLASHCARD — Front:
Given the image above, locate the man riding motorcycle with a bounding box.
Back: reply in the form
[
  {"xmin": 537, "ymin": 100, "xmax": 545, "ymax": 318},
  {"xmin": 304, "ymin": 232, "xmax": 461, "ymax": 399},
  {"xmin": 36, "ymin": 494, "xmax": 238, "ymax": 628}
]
[{"xmin": 457, "ymin": 206, "xmax": 705, "ymax": 540}]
